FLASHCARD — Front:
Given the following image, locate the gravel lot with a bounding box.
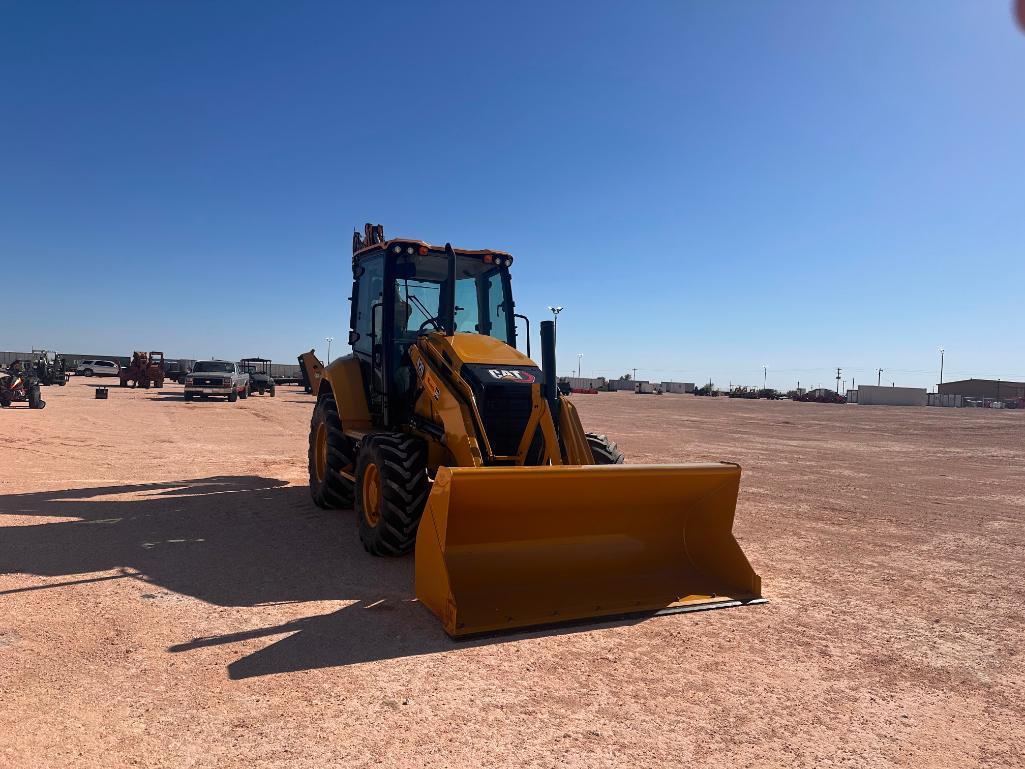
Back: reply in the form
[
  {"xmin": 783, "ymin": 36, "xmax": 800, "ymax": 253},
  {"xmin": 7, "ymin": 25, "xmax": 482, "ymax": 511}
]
[{"xmin": 2, "ymin": 379, "xmax": 1023, "ymax": 768}]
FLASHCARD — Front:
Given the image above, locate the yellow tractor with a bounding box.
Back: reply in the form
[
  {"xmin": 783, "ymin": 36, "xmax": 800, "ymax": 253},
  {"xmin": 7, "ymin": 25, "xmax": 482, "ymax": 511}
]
[{"xmin": 308, "ymin": 225, "xmax": 763, "ymax": 637}]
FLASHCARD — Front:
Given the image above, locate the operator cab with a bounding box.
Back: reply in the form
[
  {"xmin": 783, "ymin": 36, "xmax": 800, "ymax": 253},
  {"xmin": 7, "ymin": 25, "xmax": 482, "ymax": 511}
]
[{"xmin": 349, "ymin": 225, "xmax": 524, "ymax": 423}]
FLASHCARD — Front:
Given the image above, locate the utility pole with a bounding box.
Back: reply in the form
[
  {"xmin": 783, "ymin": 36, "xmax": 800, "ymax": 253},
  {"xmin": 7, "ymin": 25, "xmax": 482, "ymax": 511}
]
[
  {"xmin": 577, "ymin": 353, "xmax": 582, "ymax": 378},
  {"xmin": 632, "ymin": 367, "xmax": 637, "ymax": 381},
  {"xmin": 939, "ymin": 347, "xmax": 945, "ymax": 385},
  {"xmin": 877, "ymin": 368, "xmax": 883, "ymax": 386},
  {"xmin": 836, "ymin": 367, "xmax": 842, "ymax": 394},
  {"xmin": 763, "ymin": 365, "xmax": 767, "ymax": 390}
]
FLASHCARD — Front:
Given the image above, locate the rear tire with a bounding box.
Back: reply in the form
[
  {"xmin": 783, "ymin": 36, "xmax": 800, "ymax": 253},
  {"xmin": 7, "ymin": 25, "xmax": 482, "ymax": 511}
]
[
  {"xmin": 586, "ymin": 433, "xmax": 625, "ymax": 464},
  {"xmin": 28, "ymin": 384, "xmax": 45, "ymax": 410},
  {"xmin": 269, "ymin": 384, "xmax": 276, "ymax": 397},
  {"xmin": 308, "ymin": 393, "xmax": 356, "ymax": 509},
  {"xmin": 355, "ymin": 433, "xmax": 429, "ymax": 556}
]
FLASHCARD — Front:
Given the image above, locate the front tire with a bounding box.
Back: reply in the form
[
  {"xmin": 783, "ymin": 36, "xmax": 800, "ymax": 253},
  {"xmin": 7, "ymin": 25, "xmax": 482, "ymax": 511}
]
[
  {"xmin": 355, "ymin": 433, "xmax": 429, "ymax": 556},
  {"xmin": 586, "ymin": 433, "xmax": 625, "ymax": 464},
  {"xmin": 83, "ymin": 369, "xmax": 94, "ymax": 377},
  {"xmin": 308, "ymin": 393, "xmax": 355, "ymax": 509},
  {"xmin": 228, "ymin": 388, "xmax": 238, "ymax": 402}
]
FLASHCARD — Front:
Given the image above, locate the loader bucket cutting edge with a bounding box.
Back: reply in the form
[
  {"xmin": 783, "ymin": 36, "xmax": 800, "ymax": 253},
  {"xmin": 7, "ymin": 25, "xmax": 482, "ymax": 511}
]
[{"xmin": 414, "ymin": 463, "xmax": 764, "ymax": 638}]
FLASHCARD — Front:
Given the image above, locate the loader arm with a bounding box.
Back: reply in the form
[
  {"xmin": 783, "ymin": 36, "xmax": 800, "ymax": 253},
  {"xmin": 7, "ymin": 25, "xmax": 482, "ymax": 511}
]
[{"xmin": 298, "ymin": 350, "xmax": 326, "ymax": 397}]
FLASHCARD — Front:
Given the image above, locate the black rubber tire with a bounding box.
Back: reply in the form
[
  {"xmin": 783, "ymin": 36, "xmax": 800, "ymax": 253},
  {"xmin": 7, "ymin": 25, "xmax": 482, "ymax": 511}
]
[
  {"xmin": 308, "ymin": 393, "xmax": 355, "ymax": 509},
  {"xmin": 355, "ymin": 433, "xmax": 429, "ymax": 556},
  {"xmin": 240, "ymin": 386, "xmax": 248, "ymax": 400},
  {"xmin": 83, "ymin": 369, "xmax": 93, "ymax": 377},
  {"xmin": 269, "ymin": 384, "xmax": 276, "ymax": 397},
  {"xmin": 228, "ymin": 389, "xmax": 238, "ymax": 403},
  {"xmin": 184, "ymin": 392, "xmax": 193, "ymax": 401},
  {"xmin": 586, "ymin": 433, "xmax": 625, "ymax": 465},
  {"xmin": 28, "ymin": 385, "xmax": 44, "ymax": 410}
]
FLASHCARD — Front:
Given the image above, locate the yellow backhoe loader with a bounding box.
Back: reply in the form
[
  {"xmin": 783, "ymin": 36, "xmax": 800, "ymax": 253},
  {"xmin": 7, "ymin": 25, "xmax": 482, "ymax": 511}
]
[{"xmin": 308, "ymin": 224, "xmax": 763, "ymax": 637}]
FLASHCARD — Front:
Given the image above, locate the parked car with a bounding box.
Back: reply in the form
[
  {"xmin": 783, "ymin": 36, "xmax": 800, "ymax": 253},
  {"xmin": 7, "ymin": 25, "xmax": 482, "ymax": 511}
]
[
  {"xmin": 76, "ymin": 359, "xmax": 121, "ymax": 377},
  {"xmin": 183, "ymin": 360, "xmax": 250, "ymax": 402}
]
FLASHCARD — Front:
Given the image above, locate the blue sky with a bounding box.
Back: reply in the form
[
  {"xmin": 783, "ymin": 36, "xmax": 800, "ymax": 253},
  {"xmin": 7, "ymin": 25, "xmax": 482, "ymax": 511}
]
[{"xmin": 2, "ymin": 2, "xmax": 1023, "ymax": 390}]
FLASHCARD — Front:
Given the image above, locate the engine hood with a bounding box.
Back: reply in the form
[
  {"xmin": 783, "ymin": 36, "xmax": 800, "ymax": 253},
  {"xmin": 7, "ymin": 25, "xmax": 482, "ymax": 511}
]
[{"xmin": 432, "ymin": 332, "xmax": 536, "ymax": 367}]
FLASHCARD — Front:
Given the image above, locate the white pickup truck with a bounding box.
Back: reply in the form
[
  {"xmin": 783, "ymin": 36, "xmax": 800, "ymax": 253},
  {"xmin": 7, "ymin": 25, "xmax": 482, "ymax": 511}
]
[{"xmin": 183, "ymin": 360, "xmax": 250, "ymax": 402}]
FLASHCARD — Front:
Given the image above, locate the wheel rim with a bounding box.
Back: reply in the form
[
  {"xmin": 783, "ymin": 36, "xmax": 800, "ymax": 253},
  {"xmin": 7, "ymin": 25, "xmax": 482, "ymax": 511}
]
[
  {"xmin": 314, "ymin": 423, "xmax": 328, "ymax": 482},
  {"xmin": 362, "ymin": 462, "xmax": 381, "ymax": 527}
]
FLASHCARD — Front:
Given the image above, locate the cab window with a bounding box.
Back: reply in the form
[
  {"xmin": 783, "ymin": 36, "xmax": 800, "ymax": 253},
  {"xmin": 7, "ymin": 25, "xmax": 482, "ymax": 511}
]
[{"xmin": 353, "ymin": 256, "xmax": 385, "ymax": 356}]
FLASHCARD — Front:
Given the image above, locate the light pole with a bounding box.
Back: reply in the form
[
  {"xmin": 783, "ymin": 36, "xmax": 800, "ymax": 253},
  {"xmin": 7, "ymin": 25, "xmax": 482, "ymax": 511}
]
[
  {"xmin": 763, "ymin": 365, "xmax": 767, "ymax": 390},
  {"xmin": 547, "ymin": 306, "xmax": 563, "ymax": 338},
  {"xmin": 326, "ymin": 336, "xmax": 334, "ymax": 364},
  {"xmin": 939, "ymin": 347, "xmax": 945, "ymax": 386},
  {"xmin": 577, "ymin": 353, "xmax": 582, "ymax": 378},
  {"xmin": 877, "ymin": 368, "xmax": 883, "ymax": 386}
]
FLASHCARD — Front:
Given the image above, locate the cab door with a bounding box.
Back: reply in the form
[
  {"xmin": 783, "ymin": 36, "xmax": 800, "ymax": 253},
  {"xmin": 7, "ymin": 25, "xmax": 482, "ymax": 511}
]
[{"xmin": 350, "ymin": 254, "xmax": 387, "ymax": 408}]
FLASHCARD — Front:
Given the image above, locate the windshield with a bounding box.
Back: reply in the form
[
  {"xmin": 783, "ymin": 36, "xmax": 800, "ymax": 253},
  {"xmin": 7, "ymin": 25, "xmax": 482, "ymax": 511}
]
[
  {"xmin": 193, "ymin": 361, "xmax": 234, "ymax": 373},
  {"xmin": 393, "ymin": 253, "xmax": 513, "ymax": 344}
]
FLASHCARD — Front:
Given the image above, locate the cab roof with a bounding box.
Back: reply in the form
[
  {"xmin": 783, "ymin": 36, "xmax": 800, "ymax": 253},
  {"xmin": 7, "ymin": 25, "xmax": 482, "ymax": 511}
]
[{"xmin": 353, "ymin": 238, "xmax": 512, "ymax": 261}]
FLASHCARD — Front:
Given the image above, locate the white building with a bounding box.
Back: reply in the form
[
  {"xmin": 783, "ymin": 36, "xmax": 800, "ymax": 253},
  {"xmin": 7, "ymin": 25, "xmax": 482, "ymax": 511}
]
[
  {"xmin": 562, "ymin": 376, "xmax": 605, "ymax": 391},
  {"xmin": 854, "ymin": 385, "xmax": 927, "ymax": 407}
]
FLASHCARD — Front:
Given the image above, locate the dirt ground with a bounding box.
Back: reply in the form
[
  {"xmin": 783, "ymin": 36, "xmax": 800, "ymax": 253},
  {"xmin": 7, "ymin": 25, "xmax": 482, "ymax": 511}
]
[{"xmin": 1, "ymin": 379, "xmax": 1023, "ymax": 768}]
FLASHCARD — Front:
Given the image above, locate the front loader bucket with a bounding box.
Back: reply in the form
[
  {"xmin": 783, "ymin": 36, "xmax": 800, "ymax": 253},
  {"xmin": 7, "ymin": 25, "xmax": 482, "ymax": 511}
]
[{"xmin": 415, "ymin": 463, "xmax": 763, "ymax": 637}]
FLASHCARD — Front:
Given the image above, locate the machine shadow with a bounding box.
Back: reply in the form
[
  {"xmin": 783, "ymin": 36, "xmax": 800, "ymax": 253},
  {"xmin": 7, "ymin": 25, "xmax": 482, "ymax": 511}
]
[{"xmin": 0, "ymin": 477, "xmax": 634, "ymax": 676}]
